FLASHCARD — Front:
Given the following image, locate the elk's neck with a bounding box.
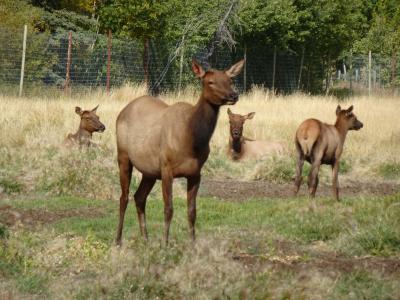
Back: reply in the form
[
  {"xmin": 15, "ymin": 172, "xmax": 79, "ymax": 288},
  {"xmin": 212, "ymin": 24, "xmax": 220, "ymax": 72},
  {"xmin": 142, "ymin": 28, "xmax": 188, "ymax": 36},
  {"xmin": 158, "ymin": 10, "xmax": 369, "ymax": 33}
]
[
  {"xmin": 334, "ymin": 120, "xmax": 349, "ymax": 143},
  {"xmin": 190, "ymin": 97, "xmax": 220, "ymax": 153},
  {"xmin": 229, "ymin": 137, "xmax": 243, "ymax": 155},
  {"xmin": 77, "ymin": 126, "xmax": 92, "ymax": 139}
]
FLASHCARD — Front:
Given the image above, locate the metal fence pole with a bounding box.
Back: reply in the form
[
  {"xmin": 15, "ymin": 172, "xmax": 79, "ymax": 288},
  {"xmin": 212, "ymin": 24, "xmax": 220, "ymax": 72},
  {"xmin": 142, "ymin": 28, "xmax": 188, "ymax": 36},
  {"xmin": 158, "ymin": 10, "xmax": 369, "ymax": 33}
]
[
  {"xmin": 106, "ymin": 30, "xmax": 112, "ymax": 95},
  {"xmin": 19, "ymin": 25, "xmax": 27, "ymax": 97},
  {"xmin": 65, "ymin": 31, "xmax": 72, "ymax": 94},
  {"xmin": 297, "ymin": 46, "xmax": 305, "ymax": 90},
  {"xmin": 243, "ymin": 45, "xmax": 247, "ymax": 92},
  {"xmin": 272, "ymin": 45, "xmax": 277, "ymax": 93},
  {"xmin": 178, "ymin": 35, "xmax": 185, "ymax": 96},
  {"xmin": 368, "ymin": 50, "xmax": 372, "ymax": 96}
]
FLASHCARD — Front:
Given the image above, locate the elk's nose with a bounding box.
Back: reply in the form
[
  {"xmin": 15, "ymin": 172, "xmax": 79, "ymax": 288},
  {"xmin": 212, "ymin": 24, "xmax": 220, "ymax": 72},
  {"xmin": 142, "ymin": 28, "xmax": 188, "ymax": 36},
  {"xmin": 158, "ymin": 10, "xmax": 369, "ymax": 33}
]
[
  {"xmin": 99, "ymin": 124, "xmax": 106, "ymax": 132},
  {"xmin": 232, "ymin": 129, "xmax": 240, "ymax": 137},
  {"xmin": 230, "ymin": 93, "xmax": 239, "ymax": 102}
]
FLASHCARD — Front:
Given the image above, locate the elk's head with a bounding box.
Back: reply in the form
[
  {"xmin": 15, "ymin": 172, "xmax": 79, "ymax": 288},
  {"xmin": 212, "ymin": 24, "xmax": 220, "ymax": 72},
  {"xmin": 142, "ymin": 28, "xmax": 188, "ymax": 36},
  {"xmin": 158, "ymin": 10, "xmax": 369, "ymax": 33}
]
[
  {"xmin": 227, "ymin": 108, "xmax": 255, "ymax": 140},
  {"xmin": 75, "ymin": 105, "xmax": 106, "ymax": 133},
  {"xmin": 192, "ymin": 59, "xmax": 245, "ymax": 106},
  {"xmin": 335, "ymin": 105, "xmax": 363, "ymax": 131}
]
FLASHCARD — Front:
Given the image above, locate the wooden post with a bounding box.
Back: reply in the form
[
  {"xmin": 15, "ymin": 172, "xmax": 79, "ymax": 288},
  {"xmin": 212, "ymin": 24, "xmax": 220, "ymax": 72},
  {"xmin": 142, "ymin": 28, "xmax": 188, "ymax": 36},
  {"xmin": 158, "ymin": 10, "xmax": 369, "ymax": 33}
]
[
  {"xmin": 19, "ymin": 25, "xmax": 27, "ymax": 97},
  {"xmin": 243, "ymin": 45, "xmax": 247, "ymax": 92},
  {"xmin": 368, "ymin": 50, "xmax": 372, "ymax": 96},
  {"xmin": 272, "ymin": 45, "xmax": 277, "ymax": 93},
  {"xmin": 65, "ymin": 31, "xmax": 72, "ymax": 94},
  {"xmin": 106, "ymin": 30, "xmax": 112, "ymax": 95},
  {"xmin": 297, "ymin": 46, "xmax": 305, "ymax": 90},
  {"xmin": 178, "ymin": 35, "xmax": 185, "ymax": 96}
]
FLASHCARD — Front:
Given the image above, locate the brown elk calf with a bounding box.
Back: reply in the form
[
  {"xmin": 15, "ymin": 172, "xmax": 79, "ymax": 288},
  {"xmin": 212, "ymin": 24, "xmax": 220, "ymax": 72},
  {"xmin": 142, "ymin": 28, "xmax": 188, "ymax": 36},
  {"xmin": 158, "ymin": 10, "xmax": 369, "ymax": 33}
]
[
  {"xmin": 294, "ymin": 105, "xmax": 363, "ymax": 201},
  {"xmin": 64, "ymin": 106, "xmax": 105, "ymax": 147},
  {"xmin": 227, "ymin": 109, "xmax": 285, "ymax": 160},
  {"xmin": 116, "ymin": 59, "xmax": 244, "ymax": 245}
]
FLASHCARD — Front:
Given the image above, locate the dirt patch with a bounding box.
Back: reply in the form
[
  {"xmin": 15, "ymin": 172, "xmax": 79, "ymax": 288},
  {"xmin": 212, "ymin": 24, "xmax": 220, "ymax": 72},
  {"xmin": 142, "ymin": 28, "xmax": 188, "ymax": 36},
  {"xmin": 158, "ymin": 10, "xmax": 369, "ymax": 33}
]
[
  {"xmin": 231, "ymin": 239, "xmax": 400, "ymax": 276},
  {"xmin": 0, "ymin": 205, "xmax": 104, "ymax": 227},
  {"xmin": 200, "ymin": 179, "xmax": 400, "ymax": 200}
]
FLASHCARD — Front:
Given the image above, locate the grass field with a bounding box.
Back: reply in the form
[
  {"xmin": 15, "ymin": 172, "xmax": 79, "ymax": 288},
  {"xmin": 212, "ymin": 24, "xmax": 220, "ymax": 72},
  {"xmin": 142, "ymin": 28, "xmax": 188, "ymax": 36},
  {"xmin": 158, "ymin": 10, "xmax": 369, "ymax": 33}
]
[{"xmin": 0, "ymin": 86, "xmax": 400, "ymax": 298}]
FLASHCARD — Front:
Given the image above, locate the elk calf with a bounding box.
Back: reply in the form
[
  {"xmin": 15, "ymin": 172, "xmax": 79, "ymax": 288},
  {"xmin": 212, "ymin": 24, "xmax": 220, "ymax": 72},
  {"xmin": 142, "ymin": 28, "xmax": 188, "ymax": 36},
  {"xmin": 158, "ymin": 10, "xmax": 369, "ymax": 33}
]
[
  {"xmin": 227, "ymin": 109, "xmax": 285, "ymax": 160},
  {"xmin": 64, "ymin": 105, "xmax": 105, "ymax": 147},
  {"xmin": 294, "ymin": 105, "xmax": 363, "ymax": 201}
]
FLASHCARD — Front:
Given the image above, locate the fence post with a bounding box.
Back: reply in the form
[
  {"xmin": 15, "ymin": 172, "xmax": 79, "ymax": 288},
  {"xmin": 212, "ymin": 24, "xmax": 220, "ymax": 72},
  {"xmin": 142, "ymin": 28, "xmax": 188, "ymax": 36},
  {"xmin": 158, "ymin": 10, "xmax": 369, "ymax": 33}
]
[
  {"xmin": 65, "ymin": 31, "xmax": 72, "ymax": 94},
  {"xmin": 106, "ymin": 30, "xmax": 112, "ymax": 95},
  {"xmin": 243, "ymin": 45, "xmax": 247, "ymax": 92},
  {"xmin": 368, "ymin": 51, "xmax": 372, "ymax": 96},
  {"xmin": 19, "ymin": 25, "xmax": 27, "ymax": 97},
  {"xmin": 272, "ymin": 45, "xmax": 277, "ymax": 93},
  {"xmin": 297, "ymin": 46, "xmax": 305, "ymax": 90},
  {"xmin": 178, "ymin": 35, "xmax": 185, "ymax": 96}
]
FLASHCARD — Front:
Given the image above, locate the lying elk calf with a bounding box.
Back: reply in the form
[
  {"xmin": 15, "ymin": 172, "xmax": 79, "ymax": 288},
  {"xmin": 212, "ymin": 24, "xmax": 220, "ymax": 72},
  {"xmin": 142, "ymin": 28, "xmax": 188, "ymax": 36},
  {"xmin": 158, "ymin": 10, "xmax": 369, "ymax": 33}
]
[
  {"xmin": 227, "ymin": 109, "xmax": 285, "ymax": 160},
  {"xmin": 64, "ymin": 105, "xmax": 106, "ymax": 147},
  {"xmin": 116, "ymin": 59, "xmax": 244, "ymax": 245},
  {"xmin": 294, "ymin": 105, "xmax": 363, "ymax": 201}
]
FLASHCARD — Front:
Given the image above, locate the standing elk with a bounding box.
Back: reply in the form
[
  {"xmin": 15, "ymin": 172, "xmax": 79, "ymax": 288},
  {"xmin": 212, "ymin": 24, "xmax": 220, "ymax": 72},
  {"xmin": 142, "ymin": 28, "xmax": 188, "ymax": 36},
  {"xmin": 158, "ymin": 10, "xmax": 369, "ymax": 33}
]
[
  {"xmin": 227, "ymin": 108, "xmax": 285, "ymax": 160},
  {"xmin": 294, "ymin": 105, "xmax": 363, "ymax": 201},
  {"xmin": 115, "ymin": 59, "xmax": 244, "ymax": 245},
  {"xmin": 64, "ymin": 106, "xmax": 106, "ymax": 147}
]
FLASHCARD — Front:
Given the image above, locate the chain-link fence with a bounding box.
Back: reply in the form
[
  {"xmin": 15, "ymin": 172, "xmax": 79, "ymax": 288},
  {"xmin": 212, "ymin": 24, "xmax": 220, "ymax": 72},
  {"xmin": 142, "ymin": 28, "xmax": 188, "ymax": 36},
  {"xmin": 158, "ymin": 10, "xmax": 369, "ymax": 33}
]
[{"xmin": 1, "ymin": 26, "xmax": 399, "ymax": 97}]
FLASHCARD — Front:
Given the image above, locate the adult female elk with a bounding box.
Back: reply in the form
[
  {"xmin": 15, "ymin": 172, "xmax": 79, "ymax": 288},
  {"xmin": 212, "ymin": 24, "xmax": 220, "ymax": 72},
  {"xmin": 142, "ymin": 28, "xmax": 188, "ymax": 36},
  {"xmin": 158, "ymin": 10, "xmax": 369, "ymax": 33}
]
[
  {"xmin": 227, "ymin": 108, "xmax": 285, "ymax": 160},
  {"xmin": 116, "ymin": 59, "xmax": 244, "ymax": 245},
  {"xmin": 64, "ymin": 106, "xmax": 105, "ymax": 147},
  {"xmin": 294, "ymin": 105, "xmax": 363, "ymax": 201}
]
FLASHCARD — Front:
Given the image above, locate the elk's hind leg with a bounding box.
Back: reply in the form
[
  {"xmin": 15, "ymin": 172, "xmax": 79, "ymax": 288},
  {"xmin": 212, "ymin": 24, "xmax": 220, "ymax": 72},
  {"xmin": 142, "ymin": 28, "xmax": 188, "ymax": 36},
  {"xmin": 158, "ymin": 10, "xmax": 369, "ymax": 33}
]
[
  {"xmin": 116, "ymin": 150, "xmax": 133, "ymax": 246},
  {"xmin": 134, "ymin": 175, "xmax": 156, "ymax": 240},
  {"xmin": 161, "ymin": 167, "xmax": 174, "ymax": 245},
  {"xmin": 294, "ymin": 140, "xmax": 305, "ymax": 196}
]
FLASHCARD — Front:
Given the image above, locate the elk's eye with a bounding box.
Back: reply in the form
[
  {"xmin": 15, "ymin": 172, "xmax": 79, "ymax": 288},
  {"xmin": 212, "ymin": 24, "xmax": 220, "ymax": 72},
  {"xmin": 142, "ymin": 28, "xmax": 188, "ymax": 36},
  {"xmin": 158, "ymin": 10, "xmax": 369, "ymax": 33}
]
[{"xmin": 208, "ymin": 81, "xmax": 214, "ymax": 85}]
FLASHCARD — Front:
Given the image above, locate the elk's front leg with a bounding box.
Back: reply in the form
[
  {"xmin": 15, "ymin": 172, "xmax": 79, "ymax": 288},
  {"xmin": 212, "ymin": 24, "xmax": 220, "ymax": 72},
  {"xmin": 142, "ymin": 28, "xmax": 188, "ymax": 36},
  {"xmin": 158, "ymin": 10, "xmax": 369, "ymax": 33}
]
[
  {"xmin": 187, "ymin": 175, "xmax": 200, "ymax": 241},
  {"xmin": 161, "ymin": 167, "xmax": 174, "ymax": 245}
]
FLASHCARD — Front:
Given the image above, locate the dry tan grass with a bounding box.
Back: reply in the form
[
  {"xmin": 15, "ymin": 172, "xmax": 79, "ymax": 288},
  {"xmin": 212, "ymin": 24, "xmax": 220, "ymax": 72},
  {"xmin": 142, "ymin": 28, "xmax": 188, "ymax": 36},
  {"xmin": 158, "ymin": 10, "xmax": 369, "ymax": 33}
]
[{"xmin": 0, "ymin": 84, "xmax": 399, "ymax": 198}]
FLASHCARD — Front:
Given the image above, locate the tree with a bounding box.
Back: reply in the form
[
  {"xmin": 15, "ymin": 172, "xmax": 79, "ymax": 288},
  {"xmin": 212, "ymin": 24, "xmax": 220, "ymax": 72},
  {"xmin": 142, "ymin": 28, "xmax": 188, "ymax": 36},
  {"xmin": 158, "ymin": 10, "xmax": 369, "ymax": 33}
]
[{"xmin": 98, "ymin": 0, "xmax": 168, "ymax": 85}]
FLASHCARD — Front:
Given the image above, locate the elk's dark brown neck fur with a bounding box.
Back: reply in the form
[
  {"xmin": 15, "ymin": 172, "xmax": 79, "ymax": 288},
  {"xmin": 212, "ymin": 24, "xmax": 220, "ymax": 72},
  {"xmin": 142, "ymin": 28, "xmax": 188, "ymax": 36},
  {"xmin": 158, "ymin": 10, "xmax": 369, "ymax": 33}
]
[
  {"xmin": 190, "ymin": 95, "xmax": 220, "ymax": 153},
  {"xmin": 229, "ymin": 137, "xmax": 243, "ymax": 160}
]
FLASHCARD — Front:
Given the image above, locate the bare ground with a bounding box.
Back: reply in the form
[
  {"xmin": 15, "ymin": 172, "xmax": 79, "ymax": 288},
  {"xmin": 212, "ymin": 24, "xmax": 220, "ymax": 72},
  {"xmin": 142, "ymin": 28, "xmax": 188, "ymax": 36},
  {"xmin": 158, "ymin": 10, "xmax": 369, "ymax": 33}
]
[
  {"xmin": 0, "ymin": 205, "xmax": 104, "ymax": 227},
  {"xmin": 200, "ymin": 179, "xmax": 400, "ymax": 200}
]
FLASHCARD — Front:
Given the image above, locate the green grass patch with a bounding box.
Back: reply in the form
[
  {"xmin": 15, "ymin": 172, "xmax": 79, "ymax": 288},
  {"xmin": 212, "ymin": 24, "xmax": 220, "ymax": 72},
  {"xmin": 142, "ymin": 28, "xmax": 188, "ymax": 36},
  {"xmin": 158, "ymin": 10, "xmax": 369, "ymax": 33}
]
[
  {"xmin": 379, "ymin": 161, "xmax": 400, "ymax": 179},
  {"xmin": 332, "ymin": 271, "xmax": 397, "ymax": 299},
  {"xmin": 0, "ymin": 177, "xmax": 24, "ymax": 194}
]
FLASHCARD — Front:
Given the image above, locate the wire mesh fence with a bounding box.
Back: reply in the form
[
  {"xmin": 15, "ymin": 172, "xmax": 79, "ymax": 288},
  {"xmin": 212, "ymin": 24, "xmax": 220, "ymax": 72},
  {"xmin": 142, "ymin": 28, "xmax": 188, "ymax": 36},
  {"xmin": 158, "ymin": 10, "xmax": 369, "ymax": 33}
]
[{"xmin": 1, "ymin": 26, "xmax": 399, "ymax": 97}]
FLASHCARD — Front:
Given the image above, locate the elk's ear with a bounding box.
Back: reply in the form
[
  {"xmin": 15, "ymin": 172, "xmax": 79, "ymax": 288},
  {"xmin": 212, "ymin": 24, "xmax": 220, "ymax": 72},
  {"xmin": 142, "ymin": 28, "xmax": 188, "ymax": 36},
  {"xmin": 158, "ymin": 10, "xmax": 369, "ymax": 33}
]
[
  {"xmin": 246, "ymin": 112, "xmax": 256, "ymax": 120},
  {"xmin": 91, "ymin": 105, "xmax": 99, "ymax": 112},
  {"xmin": 75, "ymin": 106, "xmax": 82, "ymax": 116},
  {"xmin": 336, "ymin": 105, "xmax": 342, "ymax": 116},
  {"xmin": 346, "ymin": 105, "xmax": 354, "ymax": 113},
  {"xmin": 226, "ymin": 59, "xmax": 245, "ymax": 78},
  {"xmin": 227, "ymin": 108, "xmax": 233, "ymax": 115},
  {"xmin": 192, "ymin": 59, "xmax": 205, "ymax": 78}
]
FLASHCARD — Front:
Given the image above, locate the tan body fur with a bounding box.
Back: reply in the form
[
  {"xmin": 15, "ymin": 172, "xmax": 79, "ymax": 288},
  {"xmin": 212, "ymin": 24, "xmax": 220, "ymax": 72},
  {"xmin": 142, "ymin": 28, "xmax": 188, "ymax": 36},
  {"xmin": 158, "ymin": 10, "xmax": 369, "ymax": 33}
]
[
  {"xmin": 116, "ymin": 59, "xmax": 245, "ymax": 245},
  {"xmin": 294, "ymin": 105, "xmax": 363, "ymax": 201}
]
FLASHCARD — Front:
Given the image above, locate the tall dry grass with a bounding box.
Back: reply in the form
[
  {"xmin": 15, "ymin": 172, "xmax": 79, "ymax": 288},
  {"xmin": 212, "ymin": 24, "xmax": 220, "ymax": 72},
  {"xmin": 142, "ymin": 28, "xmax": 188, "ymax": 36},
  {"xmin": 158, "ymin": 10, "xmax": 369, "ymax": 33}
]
[{"xmin": 0, "ymin": 84, "xmax": 399, "ymax": 199}]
